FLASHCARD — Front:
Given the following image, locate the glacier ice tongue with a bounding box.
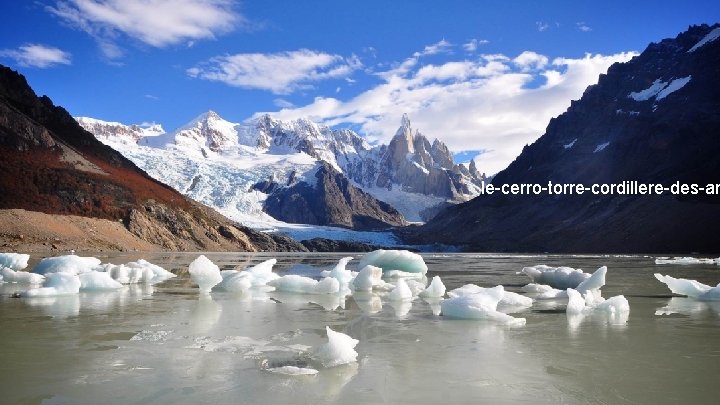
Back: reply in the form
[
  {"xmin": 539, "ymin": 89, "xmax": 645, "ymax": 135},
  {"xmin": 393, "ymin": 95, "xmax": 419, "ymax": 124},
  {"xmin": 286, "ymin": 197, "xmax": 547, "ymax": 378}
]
[
  {"xmin": 188, "ymin": 255, "xmax": 223, "ymax": 294},
  {"xmin": 0, "ymin": 253, "xmax": 30, "ymax": 270},
  {"xmin": 358, "ymin": 250, "xmax": 427, "ymax": 275},
  {"xmin": 314, "ymin": 326, "xmax": 359, "ymax": 368}
]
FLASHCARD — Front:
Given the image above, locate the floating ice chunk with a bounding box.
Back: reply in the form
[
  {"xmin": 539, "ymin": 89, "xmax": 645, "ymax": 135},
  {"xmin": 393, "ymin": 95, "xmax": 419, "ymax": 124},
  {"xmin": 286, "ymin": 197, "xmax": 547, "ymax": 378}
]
[
  {"xmin": 566, "ymin": 288, "xmax": 629, "ymax": 317},
  {"xmin": 0, "ymin": 253, "xmax": 30, "ymax": 270},
  {"xmin": 576, "ymin": 266, "xmax": 607, "ymax": 293},
  {"xmin": 244, "ymin": 259, "xmax": 279, "ymax": 287},
  {"xmin": 405, "ymin": 279, "xmax": 427, "ymax": 296},
  {"xmin": 22, "ymin": 273, "xmax": 81, "ymax": 297},
  {"xmin": 566, "ymin": 289, "xmax": 587, "ymax": 315},
  {"xmin": 595, "ymin": 295, "xmax": 631, "ymax": 314},
  {"xmin": 419, "ymin": 276, "xmax": 446, "ymax": 298},
  {"xmin": 267, "ymin": 366, "xmax": 319, "ymax": 376},
  {"xmin": 358, "ymin": 250, "xmax": 428, "ymax": 275},
  {"xmin": 214, "ymin": 271, "xmax": 253, "ymax": 293},
  {"xmin": 448, "ymin": 284, "xmax": 533, "ymax": 307},
  {"xmin": 654, "ymin": 273, "xmax": 720, "ymax": 301},
  {"xmin": 441, "ymin": 287, "xmax": 526, "ymax": 326},
  {"xmin": 521, "ymin": 283, "xmax": 556, "ymax": 293},
  {"xmin": 521, "ymin": 265, "xmax": 591, "ymax": 289},
  {"xmin": 314, "ymin": 326, "xmax": 359, "ymax": 368},
  {"xmin": 320, "ymin": 257, "xmax": 354, "ymax": 286},
  {"xmin": 268, "ymin": 275, "xmax": 341, "ymax": 295},
  {"xmin": 125, "ymin": 259, "xmax": 176, "ymax": 281},
  {"xmin": 79, "ymin": 271, "xmax": 123, "ymax": 290},
  {"xmin": 352, "ymin": 265, "xmax": 383, "ymax": 292},
  {"xmin": 188, "ymin": 255, "xmax": 222, "ymax": 294},
  {"xmin": 655, "ymin": 257, "xmax": 719, "ymax": 265},
  {"xmin": 33, "ymin": 255, "xmax": 102, "ymax": 275},
  {"xmin": 387, "ymin": 278, "xmax": 413, "ymax": 301},
  {"xmin": 1, "ymin": 267, "xmax": 44, "ymax": 284}
]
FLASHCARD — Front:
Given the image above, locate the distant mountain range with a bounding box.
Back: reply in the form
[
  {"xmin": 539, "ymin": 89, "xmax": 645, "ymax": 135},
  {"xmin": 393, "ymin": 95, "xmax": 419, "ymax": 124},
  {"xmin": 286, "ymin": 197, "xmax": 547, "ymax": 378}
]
[
  {"xmin": 77, "ymin": 111, "xmax": 487, "ymax": 232},
  {"xmin": 405, "ymin": 24, "xmax": 720, "ymax": 253},
  {"xmin": 0, "ymin": 65, "xmax": 305, "ymax": 252}
]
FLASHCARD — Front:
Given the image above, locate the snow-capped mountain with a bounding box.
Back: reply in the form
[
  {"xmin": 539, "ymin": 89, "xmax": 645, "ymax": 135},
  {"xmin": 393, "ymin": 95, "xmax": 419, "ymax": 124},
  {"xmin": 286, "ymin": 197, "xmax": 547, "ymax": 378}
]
[
  {"xmin": 76, "ymin": 117, "xmax": 164, "ymax": 145},
  {"xmin": 77, "ymin": 111, "xmax": 487, "ymax": 233}
]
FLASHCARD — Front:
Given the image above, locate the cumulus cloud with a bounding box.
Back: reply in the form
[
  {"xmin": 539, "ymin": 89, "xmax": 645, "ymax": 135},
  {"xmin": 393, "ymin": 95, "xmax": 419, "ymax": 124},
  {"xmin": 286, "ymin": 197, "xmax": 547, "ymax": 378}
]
[
  {"xmin": 256, "ymin": 45, "xmax": 637, "ymax": 175},
  {"xmin": 463, "ymin": 39, "xmax": 489, "ymax": 52},
  {"xmin": 0, "ymin": 44, "xmax": 71, "ymax": 68},
  {"xmin": 46, "ymin": 0, "xmax": 242, "ymax": 58},
  {"xmin": 187, "ymin": 49, "xmax": 361, "ymax": 94}
]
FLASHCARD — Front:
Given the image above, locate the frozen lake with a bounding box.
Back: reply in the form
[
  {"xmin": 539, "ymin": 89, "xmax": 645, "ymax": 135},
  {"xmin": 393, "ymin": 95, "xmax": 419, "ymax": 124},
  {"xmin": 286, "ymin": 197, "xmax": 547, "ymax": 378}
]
[{"xmin": 1, "ymin": 253, "xmax": 719, "ymax": 404}]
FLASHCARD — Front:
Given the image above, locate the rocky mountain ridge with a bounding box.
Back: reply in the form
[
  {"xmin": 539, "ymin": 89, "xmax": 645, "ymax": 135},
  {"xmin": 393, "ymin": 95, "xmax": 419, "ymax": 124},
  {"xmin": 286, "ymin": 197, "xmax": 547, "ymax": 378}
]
[
  {"xmin": 405, "ymin": 24, "xmax": 720, "ymax": 253},
  {"xmin": 0, "ymin": 64, "xmax": 306, "ymax": 252}
]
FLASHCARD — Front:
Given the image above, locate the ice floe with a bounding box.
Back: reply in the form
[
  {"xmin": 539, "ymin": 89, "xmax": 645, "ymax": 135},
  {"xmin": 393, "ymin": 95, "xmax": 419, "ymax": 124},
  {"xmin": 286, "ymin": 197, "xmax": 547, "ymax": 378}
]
[
  {"xmin": 188, "ymin": 255, "xmax": 223, "ymax": 294},
  {"xmin": 654, "ymin": 274, "xmax": 720, "ymax": 301},
  {"xmin": 565, "ymin": 288, "xmax": 630, "ymax": 325},
  {"xmin": 441, "ymin": 286, "xmax": 527, "ymax": 326},
  {"xmin": 521, "ymin": 265, "xmax": 591, "ymax": 289},
  {"xmin": 0, "ymin": 253, "xmax": 30, "ymax": 270},
  {"xmin": 33, "ymin": 255, "xmax": 102, "ymax": 275},
  {"xmin": 655, "ymin": 257, "xmax": 719, "ymax": 265},
  {"xmin": 314, "ymin": 326, "xmax": 359, "ymax": 368},
  {"xmin": 448, "ymin": 284, "xmax": 533, "ymax": 307},
  {"xmin": 357, "ymin": 250, "xmax": 427, "ymax": 275}
]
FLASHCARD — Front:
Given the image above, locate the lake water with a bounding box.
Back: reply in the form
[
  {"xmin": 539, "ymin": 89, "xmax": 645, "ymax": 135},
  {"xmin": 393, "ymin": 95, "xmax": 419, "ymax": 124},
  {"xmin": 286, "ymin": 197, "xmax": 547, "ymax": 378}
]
[{"xmin": 1, "ymin": 253, "xmax": 719, "ymax": 404}]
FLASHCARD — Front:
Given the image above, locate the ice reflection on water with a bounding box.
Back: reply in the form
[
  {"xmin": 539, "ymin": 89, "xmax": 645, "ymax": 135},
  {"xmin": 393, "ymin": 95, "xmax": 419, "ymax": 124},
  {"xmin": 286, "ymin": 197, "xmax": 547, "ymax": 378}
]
[{"xmin": 0, "ymin": 253, "xmax": 719, "ymax": 404}]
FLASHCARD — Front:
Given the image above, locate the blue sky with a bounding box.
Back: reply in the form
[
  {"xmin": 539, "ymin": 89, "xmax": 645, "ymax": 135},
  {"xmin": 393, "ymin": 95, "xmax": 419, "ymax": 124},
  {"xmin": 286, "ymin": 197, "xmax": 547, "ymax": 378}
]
[{"xmin": 1, "ymin": 1, "xmax": 718, "ymax": 173}]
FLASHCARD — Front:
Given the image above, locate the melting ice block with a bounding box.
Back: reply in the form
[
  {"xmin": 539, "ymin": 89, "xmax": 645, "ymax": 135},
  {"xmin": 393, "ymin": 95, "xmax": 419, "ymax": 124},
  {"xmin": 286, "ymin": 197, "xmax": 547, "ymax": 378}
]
[
  {"xmin": 267, "ymin": 366, "xmax": 319, "ymax": 376},
  {"xmin": 21, "ymin": 273, "xmax": 81, "ymax": 297},
  {"xmin": 268, "ymin": 275, "xmax": 340, "ymax": 295},
  {"xmin": 358, "ymin": 250, "xmax": 427, "ymax": 275},
  {"xmin": 521, "ymin": 265, "xmax": 591, "ymax": 289},
  {"xmin": 244, "ymin": 259, "xmax": 279, "ymax": 287},
  {"xmin": 419, "ymin": 276, "xmax": 446, "ymax": 298},
  {"xmin": 0, "ymin": 253, "xmax": 30, "ymax": 270},
  {"xmin": 448, "ymin": 284, "xmax": 533, "ymax": 307},
  {"xmin": 79, "ymin": 271, "xmax": 123, "ymax": 290},
  {"xmin": 125, "ymin": 259, "xmax": 176, "ymax": 281},
  {"xmin": 352, "ymin": 265, "xmax": 383, "ymax": 292},
  {"xmin": 566, "ymin": 288, "xmax": 630, "ymax": 316},
  {"xmin": 441, "ymin": 286, "xmax": 526, "ymax": 326},
  {"xmin": 189, "ymin": 255, "xmax": 222, "ymax": 294},
  {"xmin": 314, "ymin": 326, "xmax": 359, "ymax": 368},
  {"xmin": 1, "ymin": 267, "xmax": 44, "ymax": 284},
  {"xmin": 321, "ymin": 257, "xmax": 355, "ymax": 286},
  {"xmin": 33, "ymin": 255, "xmax": 102, "ymax": 275},
  {"xmin": 654, "ymin": 273, "xmax": 720, "ymax": 301},
  {"xmin": 214, "ymin": 271, "xmax": 253, "ymax": 293},
  {"xmin": 387, "ymin": 278, "xmax": 413, "ymax": 301}
]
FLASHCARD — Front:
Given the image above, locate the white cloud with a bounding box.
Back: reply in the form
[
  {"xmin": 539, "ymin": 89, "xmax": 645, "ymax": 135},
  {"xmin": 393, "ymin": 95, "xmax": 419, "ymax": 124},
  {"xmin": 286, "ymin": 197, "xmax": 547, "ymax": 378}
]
[
  {"xmin": 463, "ymin": 39, "xmax": 489, "ymax": 52},
  {"xmin": 513, "ymin": 51, "xmax": 549, "ymax": 71},
  {"xmin": 0, "ymin": 44, "xmax": 71, "ymax": 68},
  {"xmin": 187, "ymin": 49, "xmax": 361, "ymax": 94},
  {"xmin": 273, "ymin": 98, "xmax": 295, "ymax": 108},
  {"xmin": 144, "ymin": 94, "xmax": 160, "ymax": 100},
  {"xmin": 47, "ymin": 0, "xmax": 242, "ymax": 58},
  {"xmin": 257, "ymin": 47, "xmax": 637, "ymax": 175},
  {"xmin": 576, "ymin": 22, "xmax": 592, "ymax": 32},
  {"xmin": 536, "ymin": 21, "xmax": 550, "ymax": 32}
]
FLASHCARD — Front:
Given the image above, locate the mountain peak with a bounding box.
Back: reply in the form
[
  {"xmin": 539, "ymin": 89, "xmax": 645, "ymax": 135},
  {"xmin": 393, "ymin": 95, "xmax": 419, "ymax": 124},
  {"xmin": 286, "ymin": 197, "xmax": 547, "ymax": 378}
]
[{"xmin": 400, "ymin": 113, "xmax": 411, "ymax": 130}]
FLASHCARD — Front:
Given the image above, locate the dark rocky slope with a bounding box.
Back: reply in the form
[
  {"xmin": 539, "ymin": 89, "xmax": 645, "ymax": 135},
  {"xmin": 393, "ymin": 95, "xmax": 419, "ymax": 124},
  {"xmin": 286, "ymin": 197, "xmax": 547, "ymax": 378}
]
[
  {"xmin": 256, "ymin": 162, "xmax": 407, "ymax": 230},
  {"xmin": 405, "ymin": 24, "xmax": 720, "ymax": 253},
  {"xmin": 0, "ymin": 65, "xmax": 305, "ymax": 252}
]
